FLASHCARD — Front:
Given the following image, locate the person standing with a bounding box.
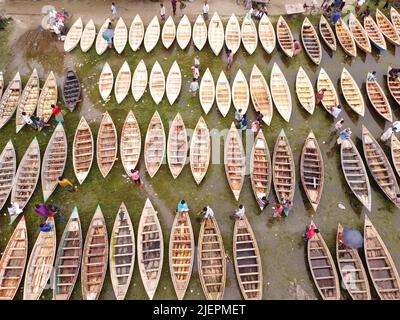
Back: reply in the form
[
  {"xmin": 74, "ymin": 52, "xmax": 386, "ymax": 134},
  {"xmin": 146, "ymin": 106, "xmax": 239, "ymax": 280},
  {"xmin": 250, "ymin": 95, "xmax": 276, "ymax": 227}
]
[
  {"xmin": 190, "ymin": 78, "xmax": 199, "ymax": 96},
  {"xmin": 293, "ymin": 39, "xmax": 302, "ymax": 56},
  {"xmin": 128, "ymin": 168, "xmax": 144, "ymax": 186},
  {"xmin": 251, "ymin": 119, "xmax": 260, "ymax": 134},
  {"xmin": 226, "ymin": 49, "xmax": 234, "ymax": 70},
  {"xmin": 160, "ymin": 3, "xmax": 166, "ymax": 21},
  {"xmin": 334, "ymin": 118, "xmax": 344, "ymax": 132},
  {"xmin": 272, "ymin": 203, "xmax": 283, "ymax": 218},
  {"xmin": 256, "ymin": 111, "xmax": 264, "ymax": 126},
  {"xmin": 203, "ymin": 1, "xmax": 209, "ymax": 20},
  {"xmin": 194, "ymin": 56, "xmax": 201, "ymax": 71},
  {"xmin": 239, "ymin": 114, "xmax": 248, "ymax": 131},
  {"xmin": 230, "ymin": 204, "xmax": 245, "ymax": 220},
  {"xmin": 283, "ymin": 200, "xmax": 292, "ymax": 217},
  {"xmin": 316, "ymin": 88, "xmax": 326, "ymax": 105},
  {"xmin": 51, "ymin": 104, "xmax": 64, "ymax": 123},
  {"xmin": 235, "ymin": 108, "xmax": 243, "ymax": 122},
  {"xmin": 58, "ymin": 176, "xmax": 77, "ymax": 192},
  {"xmin": 171, "ymin": 0, "xmax": 177, "ymax": 15},
  {"xmin": 111, "ymin": 2, "xmax": 117, "ymax": 21},
  {"xmin": 191, "ymin": 65, "xmax": 200, "ymax": 80},
  {"xmin": 179, "ymin": 0, "xmax": 186, "ymax": 17}
]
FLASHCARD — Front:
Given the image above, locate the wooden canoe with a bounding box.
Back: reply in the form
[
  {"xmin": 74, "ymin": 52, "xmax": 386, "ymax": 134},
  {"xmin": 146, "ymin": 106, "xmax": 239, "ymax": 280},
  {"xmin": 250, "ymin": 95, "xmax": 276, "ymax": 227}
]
[
  {"xmin": 387, "ymin": 66, "xmax": 400, "ymax": 105},
  {"xmin": 270, "ymin": 63, "xmax": 292, "ymax": 122},
  {"xmin": 295, "ymin": 67, "xmax": 315, "ymax": 114},
  {"xmin": 144, "ymin": 16, "xmax": 160, "ymax": 53},
  {"xmin": 80, "ymin": 19, "xmax": 96, "ymax": 52},
  {"xmin": 62, "ymin": 68, "xmax": 81, "ymax": 112},
  {"xmin": 301, "ymin": 17, "xmax": 322, "ymax": 65},
  {"xmin": 215, "ymin": 71, "xmax": 231, "ymax": 117},
  {"xmin": 348, "ymin": 13, "xmax": 371, "ymax": 53},
  {"xmin": 81, "ymin": 205, "xmax": 108, "ymax": 300},
  {"xmin": 99, "ymin": 62, "xmax": 113, "ymax": 101},
  {"xmin": 233, "ymin": 216, "xmax": 262, "ymax": 300},
  {"xmin": 110, "ymin": 202, "xmax": 135, "ymax": 300},
  {"xmin": 64, "ymin": 17, "xmax": 83, "ymax": 52},
  {"xmin": 225, "ymin": 14, "xmax": 241, "ymax": 54},
  {"xmin": 129, "ymin": 14, "xmax": 144, "ymax": 51},
  {"xmin": 37, "ymin": 71, "xmax": 57, "ymax": 124},
  {"xmin": 276, "ymin": 16, "xmax": 294, "ymax": 57},
  {"xmin": 95, "ymin": 18, "xmax": 111, "ymax": 55},
  {"xmin": 362, "ymin": 125, "xmax": 400, "ymax": 208},
  {"xmin": 16, "ymin": 68, "xmax": 39, "ymax": 133},
  {"xmin": 53, "ymin": 207, "xmax": 82, "ymax": 300},
  {"xmin": 250, "ymin": 64, "xmax": 272, "ymax": 125},
  {"xmin": 0, "ymin": 72, "xmax": 3, "ymax": 99},
  {"xmin": 376, "ymin": 8, "xmax": 400, "ymax": 46},
  {"xmin": 144, "ymin": 111, "xmax": 166, "ymax": 178},
  {"xmin": 176, "ymin": 14, "xmax": 191, "ymax": 50},
  {"xmin": 392, "ymin": 132, "xmax": 400, "ymax": 179},
  {"xmin": 340, "ymin": 138, "xmax": 371, "ymax": 211},
  {"xmin": 0, "ymin": 72, "xmax": 21, "ymax": 129},
  {"xmin": 73, "ymin": 116, "xmax": 94, "ymax": 184},
  {"xmin": 0, "ymin": 140, "xmax": 16, "ymax": 211},
  {"xmin": 161, "ymin": 16, "xmax": 176, "ymax": 49},
  {"xmin": 41, "ymin": 123, "xmax": 67, "ymax": 202},
  {"xmin": 364, "ymin": 16, "xmax": 387, "ymax": 51},
  {"xmin": 241, "ymin": 17, "xmax": 258, "ymax": 55},
  {"xmin": 169, "ymin": 210, "xmax": 194, "ymax": 300},
  {"xmin": 198, "ymin": 215, "xmax": 226, "ymax": 300},
  {"xmin": 340, "ymin": 67, "xmax": 365, "ymax": 116},
  {"xmin": 208, "ymin": 12, "xmax": 224, "ymax": 56},
  {"xmin": 319, "ymin": 15, "xmax": 337, "ymax": 51},
  {"xmin": 199, "ymin": 68, "xmax": 215, "ymax": 114},
  {"xmin": 149, "ymin": 61, "xmax": 165, "ymax": 105},
  {"xmin": 138, "ymin": 198, "xmax": 164, "ymax": 300},
  {"xmin": 131, "ymin": 59, "xmax": 148, "ymax": 101},
  {"xmin": 193, "ymin": 14, "xmax": 207, "ymax": 50},
  {"xmin": 336, "ymin": 18, "xmax": 357, "ymax": 57},
  {"xmin": 114, "ymin": 17, "xmax": 128, "ymax": 54},
  {"xmin": 317, "ymin": 68, "xmax": 339, "ymax": 116},
  {"xmin": 190, "ymin": 116, "xmax": 210, "ymax": 184},
  {"xmin": 232, "ymin": 69, "xmax": 249, "ymax": 114},
  {"xmin": 364, "ymin": 215, "xmax": 400, "ymax": 300},
  {"xmin": 391, "ymin": 7, "xmax": 400, "ymax": 37},
  {"xmin": 366, "ymin": 76, "xmax": 392, "ymax": 122},
  {"xmin": 97, "ymin": 111, "xmax": 117, "ymax": 178},
  {"xmin": 166, "ymin": 61, "xmax": 182, "ymax": 105},
  {"xmin": 259, "ymin": 14, "xmax": 276, "ymax": 54},
  {"xmin": 0, "ymin": 216, "xmax": 27, "ymax": 300},
  {"xmin": 114, "ymin": 61, "xmax": 131, "ymax": 104},
  {"xmin": 120, "ymin": 111, "xmax": 141, "ymax": 175},
  {"xmin": 167, "ymin": 113, "xmax": 187, "ymax": 179}
]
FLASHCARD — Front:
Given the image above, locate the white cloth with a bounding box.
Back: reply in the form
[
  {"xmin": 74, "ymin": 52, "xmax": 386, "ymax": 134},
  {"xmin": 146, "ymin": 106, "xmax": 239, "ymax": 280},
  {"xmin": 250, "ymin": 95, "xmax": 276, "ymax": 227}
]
[
  {"xmin": 8, "ymin": 202, "xmax": 23, "ymax": 217},
  {"xmin": 204, "ymin": 206, "xmax": 214, "ymax": 218},
  {"xmin": 235, "ymin": 207, "xmax": 245, "ymax": 218},
  {"xmin": 203, "ymin": 4, "xmax": 209, "ymax": 14},
  {"xmin": 381, "ymin": 128, "xmax": 393, "ymax": 142}
]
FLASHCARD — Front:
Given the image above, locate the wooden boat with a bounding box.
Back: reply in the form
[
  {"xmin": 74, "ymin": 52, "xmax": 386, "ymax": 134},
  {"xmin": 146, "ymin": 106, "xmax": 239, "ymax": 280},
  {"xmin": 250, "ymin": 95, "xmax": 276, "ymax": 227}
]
[
  {"xmin": 149, "ymin": 61, "xmax": 165, "ymax": 105},
  {"xmin": 348, "ymin": 13, "xmax": 371, "ymax": 53},
  {"xmin": 62, "ymin": 68, "xmax": 80, "ymax": 112},
  {"xmin": 295, "ymin": 67, "xmax": 315, "ymax": 114},
  {"xmin": 270, "ymin": 63, "xmax": 292, "ymax": 122},
  {"xmin": 336, "ymin": 18, "xmax": 357, "ymax": 57},
  {"xmin": 0, "ymin": 140, "xmax": 16, "ymax": 211},
  {"xmin": 364, "ymin": 215, "xmax": 400, "ymax": 299},
  {"xmin": 208, "ymin": 12, "xmax": 224, "ymax": 56},
  {"xmin": 364, "ymin": 16, "xmax": 387, "ymax": 51},
  {"xmin": 319, "ymin": 15, "xmax": 337, "ymax": 51},
  {"xmin": 336, "ymin": 223, "xmax": 371, "ymax": 300},
  {"xmin": 307, "ymin": 221, "xmax": 340, "ymax": 300},
  {"xmin": 97, "ymin": 111, "xmax": 117, "ymax": 178},
  {"xmin": 340, "ymin": 138, "xmax": 371, "ymax": 211},
  {"xmin": 198, "ymin": 215, "xmax": 226, "ymax": 300},
  {"xmin": 301, "ymin": 17, "xmax": 322, "ymax": 65},
  {"xmin": 41, "ymin": 123, "xmax": 67, "ymax": 202},
  {"xmin": 81, "ymin": 205, "xmax": 108, "ymax": 300},
  {"xmin": 114, "ymin": 17, "xmax": 128, "ymax": 54},
  {"xmin": 131, "ymin": 59, "xmax": 148, "ymax": 101},
  {"xmin": 64, "ymin": 17, "xmax": 83, "ymax": 52},
  {"xmin": 317, "ymin": 68, "xmax": 339, "ymax": 116},
  {"xmin": 366, "ymin": 75, "xmax": 392, "ymax": 122},
  {"xmin": 99, "ymin": 62, "xmax": 113, "ymax": 101},
  {"xmin": 215, "ymin": 71, "xmax": 231, "ymax": 117},
  {"xmin": 241, "ymin": 17, "xmax": 258, "ymax": 55},
  {"xmin": 129, "ymin": 14, "xmax": 144, "ymax": 51},
  {"xmin": 120, "ymin": 111, "xmax": 141, "ymax": 175},
  {"xmin": 190, "ymin": 116, "xmax": 210, "ymax": 184},
  {"xmin": 53, "ymin": 207, "xmax": 82, "ymax": 300},
  {"xmin": 233, "ymin": 216, "xmax": 262, "ymax": 300},
  {"xmin": 110, "ymin": 202, "xmax": 135, "ymax": 300},
  {"xmin": 225, "ymin": 123, "xmax": 245, "ymax": 201},
  {"xmin": 301, "ymin": 131, "xmax": 324, "ymax": 211},
  {"xmin": 387, "ymin": 66, "xmax": 400, "ymax": 105},
  {"xmin": 95, "ymin": 18, "xmax": 111, "ymax": 55},
  {"xmin": 144, "ymin": 16, "xmax": 160, "ymax": 53},
  {"xmin": 250, "ymin": 64, "xmax": 272, "ymax": 125},
  {"xmin": 169, "ymin": 209, "xmax": 194, "ymax": 300},
  {"xmin": 199, "ymin": 68, "xmax": 215, "ymax": 114},
  {"xmin": 15, "ymin": 68, "xmax": 39, "ymax": 133},
  {"xmin": 167, "ymin": 113, "xmax": 187, "ymax": 179},
  {"xmin": 225, "ymin": 14, "xmax": 241, "ymax": 54},
  {"xmin": 138, "ymin": 198, "xmax": 163, "ymax": 300},
  {"xmin": 0, "ymin": 72, "xmax": 3, "ymax": 99},
  {"xmin": 390, "ymin": 7, "xmax": 400, "ymax": 38},
  {"xmin": 166, "ymin": 61, "xmax": 182, "ymax": 105},
  {"xmin": 161, "ymin": 16, "xmax": 176, "ymax": 49},
  {"xmin": 232, "ymin": 69, "xmax": 249, "ymax": 114},
  {"xmin": 0, "ymin": 216, "xmax": 27, "ymax": 300},
  {"xmin": 276, "ymin": 16, "xmax": 294, "ymax": 57},
  {"xmin": 0, "ymin": 72, "xmax": 21, "ymax": 129},
  {"xmin": 258, "ymin": 14, "xmax": 276, "ymax": 54},
  {"xmin": 114, "ymin": 61, "xmax": 131, "ymax": 104},
  {"xmin": 193, "ymin": 14, "xmax": 207, "ymax": 50},
  {"xmin": 362, "ymin": 125, "xmax": 400, "ymax": 208},
  {"xmin": 37, "ymin": 71, "xmax": 57, "ymax": 124},
  {"xmin": 144, "ymin": 111, "xmax": 166, "ymax": 178},
  {"xmin": 392, "ymin": 133, "xmax": 400, "ymax": 178},
  {"xmin": 376, "ymin": 8, "xmax": 400, "ymax": 46},
  {"xmin": 340, "ymin": 67, "xmax": 365, "ymax": 116},
  {"xmin": 73, "ymin": 116, "xmax": 94, "ymax": 184},
  {"xmin": 80, "ymin": 19, "xmax": 96, "ymax": 52},
  {"xmin": 176, "ymin": 14, "xmax": 191, "ymax": 50}
]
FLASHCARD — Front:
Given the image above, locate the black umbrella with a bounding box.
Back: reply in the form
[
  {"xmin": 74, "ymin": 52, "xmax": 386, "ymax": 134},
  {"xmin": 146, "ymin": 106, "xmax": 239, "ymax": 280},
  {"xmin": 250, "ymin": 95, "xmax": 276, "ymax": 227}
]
[{"xmin": 343, "ymin": 228, "xmax": 363, "ymax": 249}]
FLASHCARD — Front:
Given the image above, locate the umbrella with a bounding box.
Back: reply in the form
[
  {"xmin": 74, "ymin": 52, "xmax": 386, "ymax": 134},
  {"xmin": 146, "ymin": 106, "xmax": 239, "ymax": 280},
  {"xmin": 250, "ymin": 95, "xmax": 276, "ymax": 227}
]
[{"xmin": 343, "ymin": 228, "xmax": 363, "ymax": 249}]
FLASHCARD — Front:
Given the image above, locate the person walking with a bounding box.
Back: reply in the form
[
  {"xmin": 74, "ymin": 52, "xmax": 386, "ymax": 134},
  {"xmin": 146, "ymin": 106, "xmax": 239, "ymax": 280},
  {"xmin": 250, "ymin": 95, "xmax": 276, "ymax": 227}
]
[
  {"xmin": 128, "ymin": 168, "xmax": 144, "ymax": 186},
  {"xmin": 171, "ymin": 0, "xmax": 177, "ymax": 15},
  {"xmin": 239, "ymin": 114, "xmax": 248, "ymax": 131},
  {"xmin": 58, "ymin": 176, "xmax": 77, "ymax": 192},
  {"xmin": 191, "ymin": 65, "xmax": 200, "ymax": 80},
  {"xmin": 235, "ymin": 108, "xmax": 243, "ymax": 122},
  {"xmin": 51, "ymin": 104, "xmax": 64, "ymax": 123},
  {"xmin": 334, "ymin": 118, "xmax": 344, "ymax": 132},
  {"xmin": 203, "ymin": 1, "xmax": 209, "ymax": 20},
  {"xmin": 226, "ymin": 49, "xmax": 234, "ymax": 70},
  {"xmin": 190, "ymin": 78, "xmax": 199, "ymax": 96},
  {"xmin": 194, "ymin": 56, "xmax": 201, "ymax": 71},
  {"xmin": 111, "ymin": 2, "xmax": 117, "ymax": 21},
  {"xmin": 160, "ymin": 3, "xmax": 166, "ymax": 21}
]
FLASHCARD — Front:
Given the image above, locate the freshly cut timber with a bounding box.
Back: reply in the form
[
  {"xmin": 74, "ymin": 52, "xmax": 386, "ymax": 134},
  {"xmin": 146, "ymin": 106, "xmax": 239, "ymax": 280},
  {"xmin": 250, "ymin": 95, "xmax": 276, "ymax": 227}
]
[
  {"xmin": 340, "ymin": 138, "xmax": 371, "ymax": 211},
  {"xmin": 16, "ymin": 69, "xmax": 39, "ymax": 133},
  {"xmin": 364, "ymin": 215, "xmax": 400, "ymax": 299},
  {"xmin": 129, "ymin": 14, "xmax": 144, "ymax": 51},
  {"xmin": 391, "ymin": 7, "xmax": 400, "ymax": 37},
  {"xmin": 62, "ymin": 68, "xmax": 81, "ymax": 112},
  {"xmin": 161, "ymin": 16, "xmax": 176, "ymax": 49},
  {"xmin": 166, "ymin": 61, "xmax": 182, "ymax": 105},
  {"xmin": 335, "ymin": 18, "xmax": 357, "ymax": 57},
  {"xmin": 81, "ymin": 206, "xmax": 108, "ymax": 300},
  {"xmin": 99, "ymin": 62, "xmax": 114, "ymax": 101},
  {"xmin": 138, "ymin": 198, "xmax": 164, "ymax": 300},
  {"xmin": 336, "ymin": 223, "xmax": 371, "ymax": 300},
  {"xmin": 307, "ymin": 221, "xmax": 340, "ymax": 300},
  {"xmin": 319, "ymin": 15, "xmax": 337, "ymax": 51},
  {"xmin": 225, "ymin": 14, "xmax": 241, "ymax": 54},
  {"xmin": 190, "ymin": 116, "xmax": 210, "ymax": 184},
  {"xmin": 97, "ymin": 112, "xmax": 117, "ymax": 178},
  {"xmin": 53, "ymin": 207, "xmax": 82, "ymax": 300},
  {"xmin": 73, "ymin": 116, "xmax": 94, "ymax": 184},
  {"xmin": 167, "ymin": 113, "xmax": 187, "ymax": 179},
  {"xmin": 241, "ymin": 17, "xmax": 258, "ymax": 55},
  {"xmin": 144, "ymin": 111, "xmax": 166, "ymax": 178},
  {"xmin": 41, "ymin": 123, "xmax": 67, "ymax": 202},
  {"xmin": 273, "ymin": 129, "xmax": 295, "ymax": 204},
  {"xmin": 387, "ymin": 66, "xmax": 400, "ymax": 105},
  {"xmin": 0, "ymin": 140, "xmax": 16, "ymax": 211},
  {"xmin": 364, "ymin": 16, "xmax": 387, "ymax": 51},
  {"xmin": 224, "ymin": 123, "xmax": 245, "ymax": 201},
  {"xmin": 300, "ymin": 131, "xmax": 324, "ymax": 211},
  {"xmin": 301, "ymin": 17, "xmax": 322, "ymax": 65},
  {"xmin": 259, "ymin": 14, "xmax": 276, "ymax": 54},
  {"xmin": 376, "ymin": 8, "xmax": 400, "ymax": 46},
  {"xmin": 392, "ymin": 132, "xmax": 400, "ymax": 178},
  {"xmin": 340, "ymin": 68, "xmax": 365, "ymax": 116},
  {"xmin": 366, "ymin": 75, "xmax": 392, "ymax": 121},
  {"xmin": 348, "ymin": 13, "xmax": 371, "ymax": 53},
  {"xmin": 114, "ymin": 17, "xmax": 128, "ymax": 54},
  {"xmin": 233, "ymin": 216, "xmax": 262, "ymax": 300},
  {"xmin": 176, "ymin": 15, "xmax": 191, "ymax": 50},
  {"xmin": 208, "ymin": 12, "xmax": 224, "ymax": 56},
  {"xmin": 144, "ymin": 16, "xmax": 160, "ymax": 52},
  {"xmin": 64, "ymin": 17, "xmax": 83, "ymax": 52},
  {"xmin": 120, "ymin": 111, "xmax": 141, "ymax": 175},
  {"xmin": 0, "ymin": 72, "xmax": 21, "ymax": 129},
  {"xmin": 215, "ymin": 71, "xmax": 231, "ymax": 117},
  {"xmin": 0, "ymin": 216, "xmax": 27, "ymax": 300},
  {"xmin": 37, "ymin": 71, "xmax": 57, "ymax": 124},
  {"xmin": 169, "ymin": 209, "xmax": 194, "ymax": 300},
  {"xmin": 232, "ymin": 69, "xmax": 249, "ymax": 114},
  {"xmin": 95, "ymin": 18, "xmax": 111, "ymax": 55},
  {"xmin": 362, "ymin": 125, "xmax": 400, "ymax": 208},
  {"xmin": 250, "ymin": 64, "xmax": 272, "ymax": 125},
  {"xmin": 198, "ymin": 216, "xmax": 226, "ymax": 300},
  {"xmin": 110, "ymin": 202, "xmax": 135, "ymax": 300},
  {"xmin": 80, "ymin": 19, "xmax": 96, "ymax": 52},
  {"xmin": 317, "ymin": 68, "xmax": 339, "ymax": 116},
  {"xmin": 270, "ymin": 63, "xmax": 292, "ymax": 122},
  {"xmin": 199, "ymin": 68, "xmax": 215, "ymax": 114},
  {"xmin": 193, "ymin": 14, "xmax": 207, "ymax": 50},
  {"xmin": 276, "ymin": 16, "xmax": 294, "ymax": 57},
  {"xmin": 149, "ymin": 61, "xmax": 165, "ymax": 105},
  {"xmin": 295, "ymin": 67, "xmax": 315, "ymax": 114},
  {"xmin": 114, "ymin": 61, "xmax": 131, "ymax": 104},
  {"xmin": 131, "ymin": 59, "xmax": 148, "ymax": 101}
]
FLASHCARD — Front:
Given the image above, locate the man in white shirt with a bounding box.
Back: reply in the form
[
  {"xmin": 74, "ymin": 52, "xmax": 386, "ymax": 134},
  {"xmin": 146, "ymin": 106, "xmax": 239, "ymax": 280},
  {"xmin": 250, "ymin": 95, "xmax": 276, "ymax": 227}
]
[
  {"xmin": 202, "ymin": 1, "xmax": 209, "ymax": 20},
  {"xmin": 160, "ymin": 3, "xmax": 166, "ymax": 20},
  {"xmin": 230, "ymin": 204, "xmax": 245, "ymax": 220},
  {"xmin": 202, "ymin": 206, "xmax": 214, "ymax": 219},
  {"xmin": 111, "ymin": 2, "xmax": 117, "ymax": 21},
  {"xmin": 331, "ymin": 105, "xmax": 342, "ymax": 118},
  {"xmin": 190, "ymin": 78, "xmax": 199, "ymax": 96}
]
